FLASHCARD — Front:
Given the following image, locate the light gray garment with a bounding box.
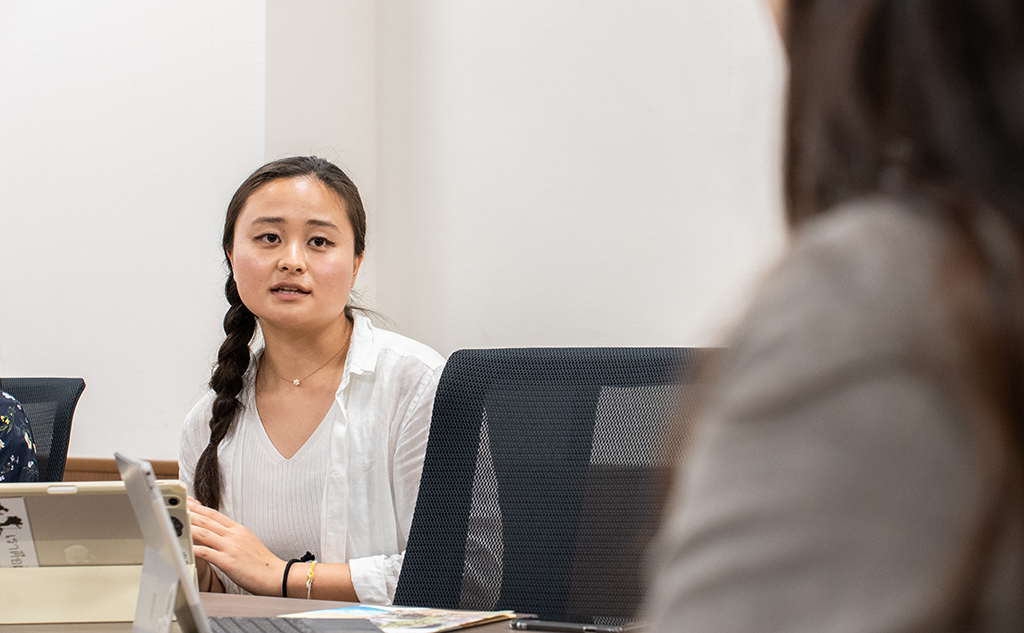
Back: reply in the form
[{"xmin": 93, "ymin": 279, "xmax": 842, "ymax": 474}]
[{"xmin": 646, "ymin": 197, "xmax": 1024, "ymax": 632}]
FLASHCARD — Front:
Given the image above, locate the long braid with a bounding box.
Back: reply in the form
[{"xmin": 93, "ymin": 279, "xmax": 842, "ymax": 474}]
[{"xmin": 193, "ymin": 276, "xmax": 256, "ymax": 509}]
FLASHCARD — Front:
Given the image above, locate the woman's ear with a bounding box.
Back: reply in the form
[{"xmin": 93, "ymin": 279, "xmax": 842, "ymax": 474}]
[{"xmin": 352, "ymin": 254, "xmax": 364, "ymax": 287}]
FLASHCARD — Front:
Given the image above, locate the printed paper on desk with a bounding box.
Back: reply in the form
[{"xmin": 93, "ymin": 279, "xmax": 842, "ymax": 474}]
[
  {"xmin": 0, "ymin": 497, "xmax": 39, "ymax": 568},
  {"xmin": 282, "ymin": 604, "xmax": 517, "ymax": 633}
]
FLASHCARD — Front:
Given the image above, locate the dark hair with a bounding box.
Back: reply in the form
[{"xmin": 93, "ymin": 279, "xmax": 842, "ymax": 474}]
[
  {"xmin": 784, "ymin": 0, "xmax": 1024, "ymax": 227},
  {"xmin": 783, "ymin": 0, "xmax": 1024, "ymax": 625},
  {"xmin": 193, "ymin": 156, "xmax": 367, "ymax": 510}
]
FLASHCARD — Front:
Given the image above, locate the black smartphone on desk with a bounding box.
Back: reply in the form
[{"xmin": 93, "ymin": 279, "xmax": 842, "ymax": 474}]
[{"xmin": 509, "ymin": 618, "xmax": 642, "ymax": 633}]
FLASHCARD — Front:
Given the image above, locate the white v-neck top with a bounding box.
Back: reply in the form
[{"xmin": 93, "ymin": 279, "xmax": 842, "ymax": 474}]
[
  {"xmin": 180, "ymin": 314, "xmax": 445, "ymax": 604},
  {"xmin": 235, "ymin": 404, "xmax": 331, "ymax": 562}
]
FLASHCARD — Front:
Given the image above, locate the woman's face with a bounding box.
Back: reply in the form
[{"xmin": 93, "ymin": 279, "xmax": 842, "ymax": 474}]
[
  {"xmin": 228, "ymin": 176, "xmax": 362, "ymax": 334},
  {"xmin": 766, "ymin": 0, "xmax": 786, "ymax": 35}
]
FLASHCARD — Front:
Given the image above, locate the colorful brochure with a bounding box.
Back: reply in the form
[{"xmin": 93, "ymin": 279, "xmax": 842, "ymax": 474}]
[{"xmin": 282, "ymin": 604, "xmax": 517, "ymax": 632}]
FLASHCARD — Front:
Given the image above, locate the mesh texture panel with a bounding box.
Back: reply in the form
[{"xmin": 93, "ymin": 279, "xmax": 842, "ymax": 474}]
[
  {"xmin": 394, "ymin": 348, "xmax": 710, "ymax": 623},
  {"xmin": 1, "ymin": 377, "xmax": 86, "ymax": 482}
]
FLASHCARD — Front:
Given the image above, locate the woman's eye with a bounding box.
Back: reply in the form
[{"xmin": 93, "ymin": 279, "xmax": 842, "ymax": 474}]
[
  {"xmin": 310, "ymin": 237, "xmax": 333, "ymax": 248},
  {"xmin": 256, "ymin": 233, "xmax": 280, "ymax": 244}
]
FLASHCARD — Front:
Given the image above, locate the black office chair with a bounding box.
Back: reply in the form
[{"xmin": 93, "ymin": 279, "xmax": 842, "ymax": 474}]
[
  {"xmin": 1, "ymin": 377, "xmax": 86, "ymax": 482},
  {"xmin": 394, "ymin": 347, "xmax": 712, "ymax": 625}
]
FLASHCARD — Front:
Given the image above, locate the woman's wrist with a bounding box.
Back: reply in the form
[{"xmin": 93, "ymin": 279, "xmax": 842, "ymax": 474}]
[
  {"xmin": 286, "ymin": 562, "xmax": 313, "ymax": 599},
  {"xmin": 283, "ymin": 552, "xmax": 316, "ymax": 598}
]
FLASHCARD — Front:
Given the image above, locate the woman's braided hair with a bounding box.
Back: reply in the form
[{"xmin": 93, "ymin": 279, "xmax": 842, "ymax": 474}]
[{"xmin": 192, "ymin": 156, "xmax": 366, "ymax": 509}]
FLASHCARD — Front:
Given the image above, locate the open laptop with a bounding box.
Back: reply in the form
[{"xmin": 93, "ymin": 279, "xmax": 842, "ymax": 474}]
[{"xmin": 114, "ymin": 453, "xmax": 379, "ymax": 633}]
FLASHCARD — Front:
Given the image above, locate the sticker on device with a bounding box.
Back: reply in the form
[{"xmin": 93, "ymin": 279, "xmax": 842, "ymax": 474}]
[{"xmin": 0, "ymin": 498, "xmax": 39, "ymax": 568}]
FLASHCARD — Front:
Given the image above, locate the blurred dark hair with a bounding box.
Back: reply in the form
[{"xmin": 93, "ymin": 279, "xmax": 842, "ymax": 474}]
[
  {"xmin": 784, "ymin": 0, "xmax": 1024, "ymax": 228},
  {"xmin": 784, "ymin": 0, "xmax": 1024, "ymax": 626},
  {"xmin": 193, "ymin": 156, "xmax": 366, "ymax": 510}
]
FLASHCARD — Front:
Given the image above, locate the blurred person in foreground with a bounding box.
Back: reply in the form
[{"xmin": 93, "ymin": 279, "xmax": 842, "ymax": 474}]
[{"xmin": 646, "ymin": 0, "xmax": 1024, "ymax": 630}]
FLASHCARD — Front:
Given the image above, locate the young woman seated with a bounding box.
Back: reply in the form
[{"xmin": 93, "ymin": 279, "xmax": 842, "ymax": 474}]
[{"xmin": 180, "ymin": 157, "xmax": 445, "ymax": 605}]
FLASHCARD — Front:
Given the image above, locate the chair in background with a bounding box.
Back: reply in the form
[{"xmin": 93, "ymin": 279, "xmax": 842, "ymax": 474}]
[
  {"xmin": 1, "ymin": 377, "xmax": 86, "ymax": 482},
  {"xmin": 394, "ymin": 347, "xmax": 712, "ymax": 625}
]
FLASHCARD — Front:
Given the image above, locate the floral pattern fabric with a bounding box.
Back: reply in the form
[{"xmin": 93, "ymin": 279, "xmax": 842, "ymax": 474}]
[{"xmin": 0, "ymin": 390, "xmax": 39, "ymax": 482}]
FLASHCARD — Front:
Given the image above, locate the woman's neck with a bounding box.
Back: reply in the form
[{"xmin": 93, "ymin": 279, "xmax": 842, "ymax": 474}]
[{"xmin": 258, "ymin": 317, "xmax": 354, "ymax": 388}]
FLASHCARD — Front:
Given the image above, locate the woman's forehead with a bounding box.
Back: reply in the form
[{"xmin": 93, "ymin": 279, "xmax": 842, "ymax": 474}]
[{"xmin": 239, "ymin": 176, "xmax": 350, "ymax": 227}]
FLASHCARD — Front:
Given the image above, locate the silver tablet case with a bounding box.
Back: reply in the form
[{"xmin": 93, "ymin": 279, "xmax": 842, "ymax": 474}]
[{"xmin": 0, "ymin": 478, "xmax": 193, "ymax": 623}]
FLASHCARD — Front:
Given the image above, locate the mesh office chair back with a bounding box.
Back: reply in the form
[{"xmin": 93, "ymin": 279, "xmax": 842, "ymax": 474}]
[
  {"xmin": 394, "ymin": 347, "xmax": 711, "ymax": 625},
  {"xmin": 0, "ymin": 377, "xmax": 86, "ymax": 482}
]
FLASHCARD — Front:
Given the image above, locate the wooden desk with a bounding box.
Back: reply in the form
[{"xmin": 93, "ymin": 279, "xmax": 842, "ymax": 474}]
[{"xmin": 0, "ymin": 593, "xmax": 514, "ymax": 632}]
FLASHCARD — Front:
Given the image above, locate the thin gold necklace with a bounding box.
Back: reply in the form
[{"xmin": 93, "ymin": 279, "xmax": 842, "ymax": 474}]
[{"xmin": 262, "ymin": 340, "xmax": 348, "ymax": 387}]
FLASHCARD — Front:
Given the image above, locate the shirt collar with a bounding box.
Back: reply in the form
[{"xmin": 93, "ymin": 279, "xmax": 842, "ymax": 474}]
[
  {"xmin": 246, "ymin": 312, "xmax": 378, "ymax": 394},
  {"xmin": 342, "ymin": 312, "xmax": 378, "ymax": 380}
]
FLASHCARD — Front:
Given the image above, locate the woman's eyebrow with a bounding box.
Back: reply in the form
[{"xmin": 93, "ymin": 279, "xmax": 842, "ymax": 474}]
[
  {"xmin": 250, "ymin": 216, "xmax": 284, "ymax": 225},
  {"xmin": 247, "ymin": 217, "xmax": 338, "ymax": 230},
  {"xmin": 307, "ymin": 219, "xmax": 340, "ymax": 229}
]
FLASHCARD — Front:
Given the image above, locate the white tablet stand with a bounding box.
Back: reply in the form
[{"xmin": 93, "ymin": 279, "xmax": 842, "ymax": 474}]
[{"xmin": 115, "ymin": 452, "xmax": 211, "ymax": 633}]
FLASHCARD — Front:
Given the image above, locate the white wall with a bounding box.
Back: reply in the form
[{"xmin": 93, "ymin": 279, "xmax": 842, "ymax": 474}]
[
  {"xmin": 0, "ymin": 1, "xmax": 265, "ymax": 460},
  {"xmin": 373, "ymin": 1, "xmax": 786, "ymax": 351},
  {"xmin": 264, "ymin": 0, "xmax": 382, "ymax": 307},
  {"xmin": 0, "ymin": 0, "xmax": 785, "ymax": 461}
]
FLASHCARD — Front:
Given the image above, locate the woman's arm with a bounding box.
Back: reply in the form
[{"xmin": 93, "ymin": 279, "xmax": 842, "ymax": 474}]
[
  {"xmin": 180, "ymin": 394, "xmax": 225, "ymax": 592},
  {"xmin": 390, "ymin": 367, "xmax": 441, "ymax": 540},
  {"xmin": 179, "ymin": 393, "xmax": 217, "ymax": 493},
  {"xmin": 188, "ymin": 498, "xmax": 357, "ymax": 601},
  {"xmin": 357, "ymin": 363, "xmax": 444, "ymax": 603}
]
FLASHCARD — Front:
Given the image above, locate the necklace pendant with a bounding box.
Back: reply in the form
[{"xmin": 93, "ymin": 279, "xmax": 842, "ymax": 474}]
[{"xmin": 293, "ymin": 379, "xmax": 301, "ymax": 386}]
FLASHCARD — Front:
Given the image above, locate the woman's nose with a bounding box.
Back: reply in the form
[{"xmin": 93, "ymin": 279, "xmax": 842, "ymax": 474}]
[{"xmin": 279, "ymin": 242, "xmax": 306, "ymax": 273}]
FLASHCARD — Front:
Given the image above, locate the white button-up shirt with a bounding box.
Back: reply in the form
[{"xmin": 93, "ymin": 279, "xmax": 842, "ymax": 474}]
[{"xmin": 180, "ymin": 314, "xmax": 445, "ymax": 604}]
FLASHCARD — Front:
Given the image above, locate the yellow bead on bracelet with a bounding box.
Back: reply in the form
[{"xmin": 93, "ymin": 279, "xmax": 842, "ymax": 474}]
[{"xmin": 306, "ymin": 560, "xmax": 317, "ymax": 600}]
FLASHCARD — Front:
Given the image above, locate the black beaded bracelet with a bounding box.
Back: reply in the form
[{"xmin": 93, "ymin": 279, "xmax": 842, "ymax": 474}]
[{"xmin": 282, "ymin": 551, "xmax": 315, "ymax": 598}]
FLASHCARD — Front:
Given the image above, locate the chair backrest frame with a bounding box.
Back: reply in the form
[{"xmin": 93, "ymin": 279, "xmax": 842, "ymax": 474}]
[{"xmin": 395, "ymin": 347, "xmax": 711, "ymax": 624}]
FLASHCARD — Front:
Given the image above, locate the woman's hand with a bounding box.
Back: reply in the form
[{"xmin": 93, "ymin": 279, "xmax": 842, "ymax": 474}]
[{"xmin": 187, "ymin": 497, "xmax": 286, "ymax": 596}]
